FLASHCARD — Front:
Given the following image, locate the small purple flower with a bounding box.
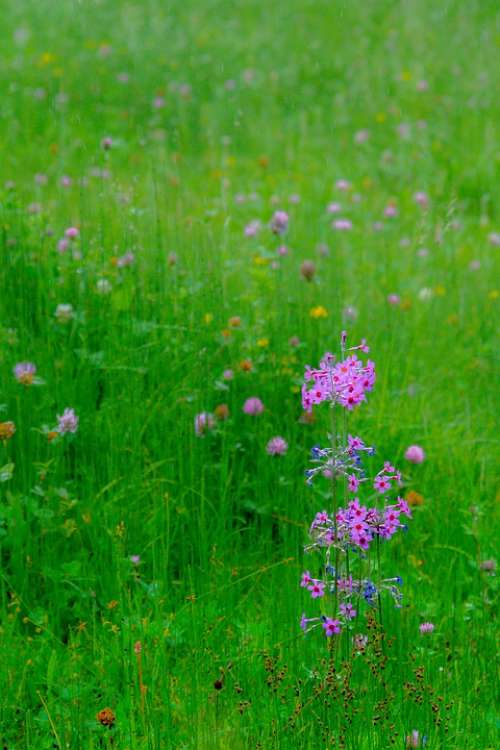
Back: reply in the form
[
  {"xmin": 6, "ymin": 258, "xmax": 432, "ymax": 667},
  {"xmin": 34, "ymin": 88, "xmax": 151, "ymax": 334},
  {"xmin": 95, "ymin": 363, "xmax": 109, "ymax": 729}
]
[
  {"xmin": 480, "ymin": 559, "xmax": 496, "ymax": 572},
  {"xmin": 57, "ymin": 238, "xmax": 70, "ymax": 254},
  {"xmin": 266, "ymin": 436, "xmax": 288, "ymax": 456},
  {"xmin": 405, "ymin": 445, "xmax": 425, "ymax": 464},
  {"xmin": 300, "ymin": 571, "xmax": 312, "ymax": 588},
  {"xmin": 194, "ymin": 412, "xmax": 215, "ymax": 437},
  {"xmin": 65, "ymin": 226, "xmax": 79, "ymax": 239},
  {"xmin": 332, "ymin": 218, "xmax": 352, "ymax": 231},
  {"xmin": 130, "ymin": 555, "xmax": 141, "ymax": 565},
  {"xmin": 222, "ymin": 369, "xmax": 234, "ymax": 381},
  {"xmin": 339, "ymin": 603, "xmax": 357, "ymax": 620},
  {"xmin": 270, "ymin": 210, "xmax": 289, "ymax": 235},
  {"xmin": 309, "ymin": 581, "xmax": 325, "ymax": 599},
  {"xmin": 413, "ymin": 191, "xmax": 429, "ymax": 208},
  {"xmin": 13, "ymin": 362, "xmax": 36, "ymax": 385},
  {"xmin": 101, "ymin": 136, "xmax": 113, "ymax": 150},
  {"xmin": 374, "ymin": 475, "xmax": 392, "ymax": 493},
  {"xmin": 243, "ymin": 397, "xmax": 264, "ymax": 416},
  {"xmin": 354, "ymin": 129, "xmax": 370, "ymax": 144},
  {"xmin": 322, "ymin": 618, "xmax": 341, "ymax": 636},
  {"xmin": 419, "ymin": 622, "xmax": 434, "ymax": 634},
  {"xmin": 387, "ymin": 293, "xmax": 400, "ymax": 305},
  {"xmin": 116, "ymin": 251, "xmax": 135, "ymax": 268},
  {"xmin": 244, "ymin": 219, "xmax": 261, "ymax": 237},
  {"xmin": 347, "ymin": 475, "xmax": 360, "ymax": 493},
  {"xmin": 327, "ymin": 201, "xmax": 341, "ymax": 213},
  {"xmin": 57, "ymin": 408, "xmax": 79, "ymax": 435}
]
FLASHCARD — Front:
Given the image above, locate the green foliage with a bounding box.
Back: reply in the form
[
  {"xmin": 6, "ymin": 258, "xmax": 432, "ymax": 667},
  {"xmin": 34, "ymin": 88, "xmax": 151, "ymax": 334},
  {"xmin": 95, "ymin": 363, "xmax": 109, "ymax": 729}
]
[{"xmin": 0, "ymin": 0, "xmax": 498, "ymax": 747}]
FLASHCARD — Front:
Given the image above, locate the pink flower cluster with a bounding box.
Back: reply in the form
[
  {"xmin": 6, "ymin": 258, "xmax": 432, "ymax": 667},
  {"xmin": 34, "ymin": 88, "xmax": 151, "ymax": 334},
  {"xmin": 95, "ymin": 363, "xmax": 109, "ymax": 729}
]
[
  {"xmin": 336, "ymin": 496, "xmax": 411, "ymax": 549},
  {"xmin": 301, "ymin": 343, "xmax": 375, "ymax": 412},
  {"xmin": 299, "ymin": 334, "xmax": 415, "ymax": 641}
]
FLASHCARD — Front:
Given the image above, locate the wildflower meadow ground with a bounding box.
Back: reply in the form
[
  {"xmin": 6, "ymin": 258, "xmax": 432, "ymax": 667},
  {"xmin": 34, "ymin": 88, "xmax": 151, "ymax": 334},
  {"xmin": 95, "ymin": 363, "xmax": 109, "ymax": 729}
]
[{"xmin": 0, "ymin": 0, "xmax": 498, "ymax": 748}]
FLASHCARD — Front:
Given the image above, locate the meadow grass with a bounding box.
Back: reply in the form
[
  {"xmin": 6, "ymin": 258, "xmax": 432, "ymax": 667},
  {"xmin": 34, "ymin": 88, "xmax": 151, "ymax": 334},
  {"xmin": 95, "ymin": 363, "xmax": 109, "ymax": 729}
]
[{"xmin": 0, "ymin": 0, "xmax": 498, "ymax": 747}]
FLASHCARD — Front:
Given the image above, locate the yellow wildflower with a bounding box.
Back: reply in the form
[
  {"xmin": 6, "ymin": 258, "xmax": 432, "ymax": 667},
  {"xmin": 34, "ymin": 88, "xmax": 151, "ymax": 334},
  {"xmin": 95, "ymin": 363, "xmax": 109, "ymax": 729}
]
[{"xmin": 310, "ymin": 305, "xmax": 328, "ymax": 319}]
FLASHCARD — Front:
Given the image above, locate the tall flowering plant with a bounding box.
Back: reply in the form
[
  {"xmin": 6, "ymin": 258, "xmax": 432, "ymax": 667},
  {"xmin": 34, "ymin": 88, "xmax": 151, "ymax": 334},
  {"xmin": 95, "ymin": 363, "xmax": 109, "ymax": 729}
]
[{"xmin": 300, "ymin": 332, "xmax": 411, "ymax": 639}]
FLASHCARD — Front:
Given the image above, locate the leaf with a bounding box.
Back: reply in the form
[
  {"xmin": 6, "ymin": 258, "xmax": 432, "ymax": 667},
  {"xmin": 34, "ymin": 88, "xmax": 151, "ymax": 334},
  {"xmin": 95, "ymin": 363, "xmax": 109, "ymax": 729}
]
[
  {"xmin": 61, "ymin": 560, "xmax": 82, "ymax": 577},
  {"xmin": 0, "ymin": 463, "xmax": 14, "ymax": 482}
]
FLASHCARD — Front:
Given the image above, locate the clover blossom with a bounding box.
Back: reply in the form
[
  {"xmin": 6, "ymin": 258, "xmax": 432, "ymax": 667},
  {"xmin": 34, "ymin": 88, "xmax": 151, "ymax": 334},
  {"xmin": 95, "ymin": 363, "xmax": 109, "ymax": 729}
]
[
  {"xmin": 13, "ymin": 361, "xmax": 37, "ymax": 385},
  {"xmin": 57, "ymin": 408, "xmax": 79, "ymax": 435},
  {"xmin": 269, "ymin": 210, "xmax": 289, "ymax": 235},
  {"xmin": 266, "ymin": 436, "xmax": 288, "ymax": 455},
  {"xmin": 194, "ymin": 412, "xmax": 215, "ymax": 437}
]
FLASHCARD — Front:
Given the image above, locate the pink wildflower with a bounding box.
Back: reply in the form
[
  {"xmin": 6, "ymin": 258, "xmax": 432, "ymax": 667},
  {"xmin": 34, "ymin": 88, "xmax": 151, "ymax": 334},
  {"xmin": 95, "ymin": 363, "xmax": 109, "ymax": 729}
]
[
  {"xmin": 347, "ymin": 475, "xmax": 360, "ymax": 492},
  {"xmin": 243, "ymin": 397, "xmax": 264, "ymax": 415},
  {"xmin": 339, "ymin": 603, "xmax": 357, "ymax": 620},
  {"xmin": 374, "ymin": 475, "xmax": 392, "ymax": 493},
  {"xmin": 413, "ymin": 191, "xmax": 429, "ymax": 208},
  {"xmin": 332, "ymin": 218, "xmax": 352, "ymax": 230},
  {"xmin": 419, "ymin": 622, "xmax": 435, "ymax": 634},
  {"xmin": 266, "ymin": 436, "xmax": 288, "ymax": 456},
  {"xmin": 384, "ymin": 204, "xmax": 398, "ymax": 218},
  {"xmin": 405, "ymin": 445, "xmax": 425, "ymax": 464},
  {"xmin": 302, "ymin": 347, "xmax": 375, "ymax": 412},
  {"xmin": 480, "ymin": 559, "xmax": 496, "ymax": 572},
  {"xmin": 116, "ymin": 251, "xmax": 135, "ymax": 268},
  {"xmin": 270, "ymin": 210, "xmax": 289, "ymax": 235},
  {"xmin": 194, "ymin": 412, "xmax": 215, "ymax": 437},
  {"xmin": 300, "ymin": 571, "xmax": 313, "ymax": 588},
  {"xmin": 244, "ymin": 220, "xmax": 261, "ymax": 237},
  {"xmin": 57, "ymin": 408, "xmax": 79, "ymax": 434},
  {"xmin": 327, "ymin": 202, "xmax": 341, "ymax": 213},
  {"xmin": 57, "ymin": 238, "xmax": 69, "ymax": 254},
  {"xmin": 322, "ymin": 618, "xmax": 341, "ymax": 636},
  {"xmin": 354, "ymin": 129, "xmax": 370, "ymax": 144},
  {"xmin": 309, "ymin": 581, "xmax": 325, "ymax": 599},
  {"xmin": 13, "ymin": 362, "xmax": 36, "ymax": 385}
]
